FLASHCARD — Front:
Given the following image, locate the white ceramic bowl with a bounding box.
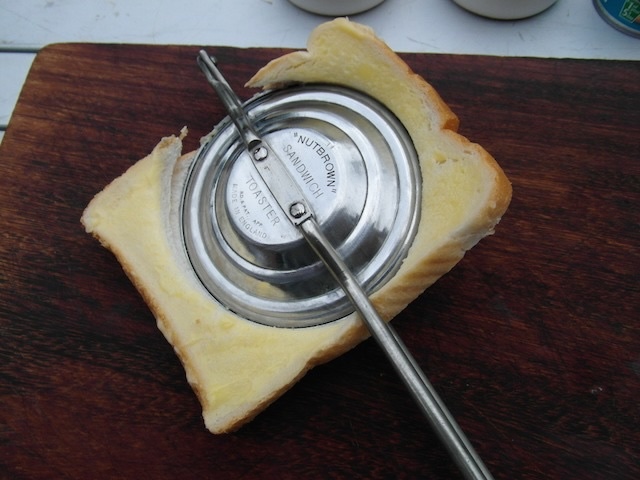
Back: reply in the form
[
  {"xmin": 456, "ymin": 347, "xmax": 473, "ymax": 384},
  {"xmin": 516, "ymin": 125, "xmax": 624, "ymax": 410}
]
[
  {"xmin": 288, "ymin": 0, "xmax": 385, "ymax": 16},
  {"xmin": 452, "ymin": 0, "xmax": 558, "ymax": 19}
]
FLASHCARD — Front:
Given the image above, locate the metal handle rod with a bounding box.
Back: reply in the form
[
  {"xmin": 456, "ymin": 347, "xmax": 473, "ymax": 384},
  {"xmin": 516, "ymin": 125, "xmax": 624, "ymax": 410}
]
[
  {"xmin": 197, "ymin": 51, "xmax": 261, "ymax": 149},
  {"xmin": 299, "ymin": 218, "xmax": 494, "ymax": 480},
  {"xmin": 196, "ymin": 50, "xmax": 494, "ymax": 480}
]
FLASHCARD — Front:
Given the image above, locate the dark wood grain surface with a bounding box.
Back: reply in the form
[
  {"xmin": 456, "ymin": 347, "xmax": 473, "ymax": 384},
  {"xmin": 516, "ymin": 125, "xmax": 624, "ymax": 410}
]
[{"xmin": 1, "ymin": 44, "xmax": 638, "ymax": 480}]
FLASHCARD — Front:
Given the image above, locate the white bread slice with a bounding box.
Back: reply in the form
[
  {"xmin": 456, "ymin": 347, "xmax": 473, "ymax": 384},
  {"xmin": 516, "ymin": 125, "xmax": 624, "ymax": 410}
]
[{"xmin": 81, "ymin": 19, "xmax": 511, "ymax": 434}]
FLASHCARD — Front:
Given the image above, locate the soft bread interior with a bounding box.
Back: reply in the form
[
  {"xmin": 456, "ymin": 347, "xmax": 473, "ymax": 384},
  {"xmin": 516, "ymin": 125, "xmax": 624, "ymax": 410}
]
[{"xmin": 82, "ymin": 19, "xmax": 511, "ymax": 434}]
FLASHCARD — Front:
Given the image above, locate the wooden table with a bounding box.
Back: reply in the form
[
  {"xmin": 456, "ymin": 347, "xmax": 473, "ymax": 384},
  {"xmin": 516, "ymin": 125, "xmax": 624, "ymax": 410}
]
[{"xmin": 1, "ymin": 44, "xmax": 638, "ymax": 479}]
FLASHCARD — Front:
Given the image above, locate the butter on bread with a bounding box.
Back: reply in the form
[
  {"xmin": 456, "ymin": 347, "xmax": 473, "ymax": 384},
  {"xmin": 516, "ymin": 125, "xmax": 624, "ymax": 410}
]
[{"xmin": 81, "ymin": 19, "xmax": 511, "ymax": 434}]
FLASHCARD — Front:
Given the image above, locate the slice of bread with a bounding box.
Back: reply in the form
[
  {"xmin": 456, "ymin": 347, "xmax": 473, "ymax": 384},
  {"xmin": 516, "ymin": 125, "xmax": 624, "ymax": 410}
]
[{"xmin": 81, "ymin": 18, "xmax": 511, "ymax": 434}]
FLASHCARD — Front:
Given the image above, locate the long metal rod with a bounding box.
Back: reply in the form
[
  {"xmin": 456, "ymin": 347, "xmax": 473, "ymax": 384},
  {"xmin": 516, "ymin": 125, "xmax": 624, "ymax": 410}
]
[
  {"xmin": 196, "ymin": 52, "xmax": 261, "ymax": 149},
  {"xmin": 299, "ymin": 219, "xmax": 494, "ymax": 480},
  {"xmin": 197, "ymin": 50, "xmax": 494, "ymax": 480}
]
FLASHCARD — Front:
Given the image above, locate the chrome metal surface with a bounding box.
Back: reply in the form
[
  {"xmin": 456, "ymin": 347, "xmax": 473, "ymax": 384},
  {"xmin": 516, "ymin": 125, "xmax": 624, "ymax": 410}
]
[{"xmin": 182, "ymin": 81, "xmax": 420, "ymax": 327}]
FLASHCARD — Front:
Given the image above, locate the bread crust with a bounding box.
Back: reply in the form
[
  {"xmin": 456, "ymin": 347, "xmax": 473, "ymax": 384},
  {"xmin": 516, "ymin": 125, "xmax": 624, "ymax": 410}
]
[{"xmin": 82, "ymin": 19, "xmax": 511, "ymax": 434}]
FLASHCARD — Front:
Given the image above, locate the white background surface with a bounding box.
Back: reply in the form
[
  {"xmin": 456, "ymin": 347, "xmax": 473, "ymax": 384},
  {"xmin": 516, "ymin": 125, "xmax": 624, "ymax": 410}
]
[{"xmin": 1, "ymin": 0, "xmax": 639, "ymax": 144}]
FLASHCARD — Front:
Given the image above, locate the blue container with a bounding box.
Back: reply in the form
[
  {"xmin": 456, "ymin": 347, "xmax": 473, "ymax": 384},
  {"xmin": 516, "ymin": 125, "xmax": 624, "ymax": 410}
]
[{"xmin": 594, "ymin": 0, "xmax": 640, "ymax": 38}]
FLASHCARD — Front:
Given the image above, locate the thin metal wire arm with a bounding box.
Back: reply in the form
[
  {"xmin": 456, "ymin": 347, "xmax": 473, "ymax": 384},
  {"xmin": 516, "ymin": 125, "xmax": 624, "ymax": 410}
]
[
  {"xmin": 197, "ymin": 50, "xmax": 261, "ymax": 148},
  {"xmin": 299, "ymin": 218, "xmax": 494, "ymax": 480},
  {"xmin": 196, "ymin": 53, "xmax": 495, "ymax": 480}
]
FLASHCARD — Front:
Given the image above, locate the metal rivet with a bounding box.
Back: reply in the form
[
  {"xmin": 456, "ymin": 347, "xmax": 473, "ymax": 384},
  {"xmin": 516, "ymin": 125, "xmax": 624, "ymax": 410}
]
[
  {"xmin": 289, "ymin": 202, "xmax": 307, "ymax": 219},
  {"xmin": 253, "ymin": 146, "xmax": 268, "ymax": 161}
]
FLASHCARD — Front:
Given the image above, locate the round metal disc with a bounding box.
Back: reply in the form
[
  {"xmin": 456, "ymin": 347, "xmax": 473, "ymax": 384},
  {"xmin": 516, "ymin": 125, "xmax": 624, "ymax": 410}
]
[{"xmin": 181, "ymin": 85, "xmax": 421, "ymax": 327}]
